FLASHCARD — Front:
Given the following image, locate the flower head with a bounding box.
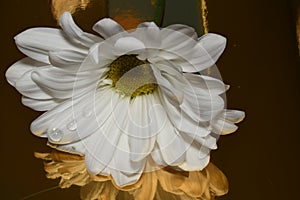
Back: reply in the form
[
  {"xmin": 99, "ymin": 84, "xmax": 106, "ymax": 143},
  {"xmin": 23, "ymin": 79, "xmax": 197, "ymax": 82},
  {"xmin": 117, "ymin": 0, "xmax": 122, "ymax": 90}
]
[{"xmin": 6, "ymin": 12, "xmax": 244, "ymax": 187}]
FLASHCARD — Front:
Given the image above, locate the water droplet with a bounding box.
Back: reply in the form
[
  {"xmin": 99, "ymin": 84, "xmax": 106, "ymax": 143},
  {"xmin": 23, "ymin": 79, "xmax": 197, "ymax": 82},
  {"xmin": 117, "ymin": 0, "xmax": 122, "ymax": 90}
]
[
  {"xmin": 48, "ymin": 128, "xmax": 63, "ymax": 142},
  {"xmin": 83, "ymin": 109, "xmax": 92, "ymax": 117},
  {"xmin": 67, "ymin": 120, "xmax": 77, "ymax": 131}
]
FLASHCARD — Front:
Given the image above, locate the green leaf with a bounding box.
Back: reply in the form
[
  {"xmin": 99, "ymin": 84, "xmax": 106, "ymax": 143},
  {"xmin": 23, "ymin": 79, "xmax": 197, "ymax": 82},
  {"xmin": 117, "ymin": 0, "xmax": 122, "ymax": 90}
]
[{"xmin": 162, "ymin": 0, "xmax": 207, "ymax": 35}]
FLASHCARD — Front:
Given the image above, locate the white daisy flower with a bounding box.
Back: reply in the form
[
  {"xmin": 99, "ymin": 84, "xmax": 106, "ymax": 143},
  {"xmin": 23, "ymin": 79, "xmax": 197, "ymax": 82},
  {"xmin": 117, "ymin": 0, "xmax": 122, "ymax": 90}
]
[{"xmin": 6, "ymin": 12, "xmax": 244, "ymax": 187}]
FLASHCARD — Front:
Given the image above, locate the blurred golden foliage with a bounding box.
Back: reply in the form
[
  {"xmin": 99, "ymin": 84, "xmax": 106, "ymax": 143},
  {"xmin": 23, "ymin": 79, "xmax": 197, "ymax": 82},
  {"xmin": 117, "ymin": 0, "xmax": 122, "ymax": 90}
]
[{"xmin": 51, "ymin": 0, "xmax": 90, "ymax": 22}]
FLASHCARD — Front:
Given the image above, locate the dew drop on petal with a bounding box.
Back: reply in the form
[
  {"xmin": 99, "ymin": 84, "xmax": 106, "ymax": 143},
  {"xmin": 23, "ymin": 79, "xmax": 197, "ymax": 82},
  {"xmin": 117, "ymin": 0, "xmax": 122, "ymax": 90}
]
[
  {"xmin": 47, "ymin": 128, "xmax": 63, "ymax": 142},
  {"xmin": 67, "ymin": 120, "xmax": 77, "ymax": 131},
  {"xmin": 83, "ymin": 109, "xmax": 92, "ymax": 118}
]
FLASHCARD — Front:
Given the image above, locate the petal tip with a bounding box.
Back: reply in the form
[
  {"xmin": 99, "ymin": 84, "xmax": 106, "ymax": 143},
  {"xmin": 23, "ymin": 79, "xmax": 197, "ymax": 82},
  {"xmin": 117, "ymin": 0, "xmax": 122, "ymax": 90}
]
[
  {"xmin": 59, "ymin": 12, "xmax": 72, "ymax": 24},
  {"xmin": 30, "ymin": 71, "xmax": 39, "ymax": 81},
  {"xmin": 5, "ymin": 67, "xmax": 16, "ymax": 86}
]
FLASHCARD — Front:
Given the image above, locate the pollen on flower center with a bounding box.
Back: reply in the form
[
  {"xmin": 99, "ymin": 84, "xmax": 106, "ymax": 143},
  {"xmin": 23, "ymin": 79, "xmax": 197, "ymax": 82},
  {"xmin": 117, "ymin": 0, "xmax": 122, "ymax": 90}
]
[{"xmin": 106, "ymin": 55, "xmax": 157, "ymax": 98}]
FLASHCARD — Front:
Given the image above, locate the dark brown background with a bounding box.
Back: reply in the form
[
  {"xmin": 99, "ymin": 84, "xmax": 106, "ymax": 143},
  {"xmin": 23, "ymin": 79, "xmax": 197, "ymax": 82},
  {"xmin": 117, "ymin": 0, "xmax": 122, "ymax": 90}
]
[{"xmin": 1, "ymin": 0, "xmax": 299, "ymax": 199}]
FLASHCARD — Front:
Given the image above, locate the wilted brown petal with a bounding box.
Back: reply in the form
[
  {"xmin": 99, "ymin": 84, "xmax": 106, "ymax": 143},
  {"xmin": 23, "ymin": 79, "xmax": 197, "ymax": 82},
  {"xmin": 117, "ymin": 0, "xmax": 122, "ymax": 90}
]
[
  {"xmin": 156, "ymin": 168, "xmax": 186, "ymax": 195},
  {"xmin": 35, "ymin": 150, "xmax": 229, "ymax": 200},
  {"xmin": 34, "ymin": 151, "xmax": 91, "ymax": 188},
  {"xmin": 132, "ymin": 172, "xmax": 157, "ymax": 200},
  {"xmin": 80, "ymin": 181, "xmax": 119, "ymax": 200},
  {"xmin": 100, "ymin": 181, "xmax": 119, "ymax": 199},
  {"xmin": 80, "ymin": 181, "xmax": 106, "ymax": 200},
  {"xmin": 178, "ymin": 171, "xmax": 209, "ymax": 197},
  {"xmin": 205, "ymin": 163, "xmax": 229, "ymax": 196}
]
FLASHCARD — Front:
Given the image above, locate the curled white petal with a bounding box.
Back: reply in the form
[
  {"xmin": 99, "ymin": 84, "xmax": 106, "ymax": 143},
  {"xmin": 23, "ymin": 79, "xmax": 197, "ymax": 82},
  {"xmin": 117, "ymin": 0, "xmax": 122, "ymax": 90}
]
[
  {"xmin": 60, "ymin": 12, "xmax": 103, "ymax": 47},
  {"xmin": 15, "ymin": 28, "xmax": 87, "ymax": 64},
  {"xmin": 93, "ymin": 18, "xmax": 125, "ymax": 39}
]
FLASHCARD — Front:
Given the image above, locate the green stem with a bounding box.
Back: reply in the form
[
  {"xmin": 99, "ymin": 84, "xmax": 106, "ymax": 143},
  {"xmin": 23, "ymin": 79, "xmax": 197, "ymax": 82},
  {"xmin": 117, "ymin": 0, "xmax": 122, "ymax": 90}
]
[{"xmin": 153, "ymin": 0, "xmax": 166, "ymax": 26}]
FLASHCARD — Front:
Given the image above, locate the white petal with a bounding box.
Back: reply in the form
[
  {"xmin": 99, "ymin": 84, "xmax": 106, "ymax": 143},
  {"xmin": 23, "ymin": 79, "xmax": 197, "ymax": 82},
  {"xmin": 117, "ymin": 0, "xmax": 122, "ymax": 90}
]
[
  {"xmin": 127, "ymin": 94, "xmax": 165, "ymax": 161},
  {"xmin": 160, "ymin": 26, "xmax": 197, "ymax": 50},
  {"xmin": 128, "ymin": 127, "xmax": 155, "ymax": 162},
  {"xmin": 170, "ymin": 72, "xmax": 224, "ymax": 121},
  {"xmin": 151, "ymin": 64, "xmax": 184, "ymax": 105},
  {"xmin": 151, "ymin": 144, "xmax": 167, "ymax": 166},
  {"xmin": 84, "ymin": 42, "xmax": 116, "ymax": 69},
  {"xmin": 31, "ymin": 65, "xmax": 101, "ymax": 99},
  {"xmin": 94, "ymin": 89, "xmax": 120, "ymax": 126},
  {"xmin": 199, "ymin": 33, "xmax": 226, "ymax": 60},
  {"xmin": 223, "ymin": 109, "xmax": 245, "ymax": 123},
  {"xmin": 30, "ymin": 98, "xmax": 71, "ymax": 137},
  {"xmin": 180, "ymin": 86, "xmax": 224, "ymax": 122},
  {"xmin": 164, "ymin": 24, "xmax": 198, "ymax": 40},
  {"xmin": 51, "ymin": 138, "xmax": 86, "ymax": 155},
  {"xmin": 155, "ymin": 27, "xmax": 199, "ymax": 66},
  {"xmin": 175, "ymin": 112, "xmax": 211, "ymax": 142},
  {"xmin": 193, "ymin": 134, "xmax": 218, "ymax": 150},
  {"xmin": 124, "ymin": 94, "xmax": 167, "ymax": 139},
  {"xmin": 30, "ymin": 88, "xmax": 117, "ymax": 142},
  {"xmin": 15, "ymin": 68, "xmax": 53, "ymax": 100},
  {"xmin": 211, "ymin": 119, "xmax": 238, "ymax": 135},
  {"xmin": 109, "ymin": 134, "xmax": 146, "ymax": 173},
  {"xmin": 5, "ymin": 57, "xmax": 45, "ymax": 86},
  {"xmin": 178, "ymin": 142, "xmax": 210, "ymax": 171},
  {"xmin": 180, "ymin": 33, "xmax": 226, "ymax": 72},
  {"xmin": 110, "ymin": 169, "xmax": 143, "ymax": 187},
  {"xmin": 15, "ymin": 28, "xmax": 87, "ymax": 63},
  {"xmin": 183, "ymin": 73, "xmax": 226, "ymax": 95},
  {"xmin": 134, "ymin": 22, "xmax": 161, "ymax": 60},
  {"xmin": 151, "ymin": 59, "xmax": 182, "ymax": 74},
  {"xmin": 154, "ymin": 65, "xmax": 224, "ymax": 122},
  {"xmin": 158, "ymin": 89, "xmax": 211, "ymax": 143},
  {"xmin": 86, "ymin": 95, "xmax": 132, "ymax": 174},
  {"xmin": 156, "ymin": 121, "xmax": 187, "ymax": 166},
  {"xmin": 74, "ymin": 88, "xmax": 119, "ymax": 140},
  {"xmin": 158, "ymin": 43, "xmax": 197, "ymax": 66},
  {"xmin": 22, "ymin": 96, "xmax": 63, "ymax": 111},
  {"xmin": 113, "ymin": 37, "xmax": 145, "ymax": 56},
  {"xmin": 48, "ymin": 50, "xmax": 86, "ymax": 70},
  {"xmin": 153, "ymin": 64, "xmax": 215, "ymax": 136},
  {"xmin": 31, "ymin": 69, "xmax": 75, "ymax": 99},
  {"xmin": 136, "ymin": 22, "xmax": 161, "ymax": 48},
  {"xmin": 93, "ymin": 18, "xmax": 125, "ymax": 39},
  {"xmin": 85, "ymin": 120, "xmax": 122, "ymax": 175},
  {"xmin": 60, "ymin": 12, "xmax": 103, "ymax": 47}
]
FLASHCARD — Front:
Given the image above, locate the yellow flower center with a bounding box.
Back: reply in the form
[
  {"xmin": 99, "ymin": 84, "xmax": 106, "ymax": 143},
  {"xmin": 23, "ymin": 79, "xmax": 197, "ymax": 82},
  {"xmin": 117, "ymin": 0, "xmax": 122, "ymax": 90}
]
[{"xmin": 106, "ymin": 55, "xmax": 157, "ymax": 98}]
